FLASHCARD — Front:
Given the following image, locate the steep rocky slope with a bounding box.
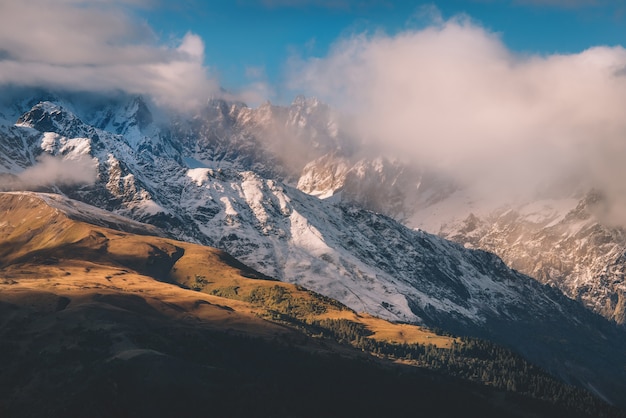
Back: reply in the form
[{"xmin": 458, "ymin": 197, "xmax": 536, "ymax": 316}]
[{"xmin": 295, "ymin": 143, "xmax": 626, "ymax": 327}]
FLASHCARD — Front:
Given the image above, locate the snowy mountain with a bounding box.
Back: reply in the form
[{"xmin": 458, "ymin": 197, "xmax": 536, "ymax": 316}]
[
  {"xmin": 429, "ymin": 191, "xmax": 626, "ymax": 325},
  {"xmin": 168, "ymin": 95, "xmax": 349, "ymax": 182},
  {"xmin": 297, "ymin": 153, "xmax": 458, "ymax": 219},
  {"xmin": 1, "ymin": 90, "xmax": 626, "ymax": 405},
  {"xmin": 295, "ymin": 144, "xmax": 626, "ymax": 327}
]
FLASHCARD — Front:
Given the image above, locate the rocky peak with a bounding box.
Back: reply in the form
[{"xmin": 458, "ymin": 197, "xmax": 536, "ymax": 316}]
[
  {"xmin": 16, "ymin": 101, "xmax": 88, "ymax": 139},
  {"xmin": 125, "ymin": 96, "xmax": 153, "ymax": 131}
]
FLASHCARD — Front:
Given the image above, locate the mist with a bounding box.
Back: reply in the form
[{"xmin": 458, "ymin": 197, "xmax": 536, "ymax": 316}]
[
  {"xmin": 0, "ymin": 155, "xmax": 98, "ymax": 191},
  {"xmin": 287, "ymin": 15, "xmax": 626, "ymax": 214},
  {"xmin": 0, "ymin": 0, "xmax": 268, "ymax": 111}
]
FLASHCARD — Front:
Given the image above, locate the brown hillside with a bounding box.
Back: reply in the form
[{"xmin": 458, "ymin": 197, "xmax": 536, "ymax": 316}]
[
  {"xmin": 0, "ymin": 192, "xmax": 452, "ymax": 347},
  {"xmin": 0, "ymin": 192, "xmax": 620, "ymax": 418}
]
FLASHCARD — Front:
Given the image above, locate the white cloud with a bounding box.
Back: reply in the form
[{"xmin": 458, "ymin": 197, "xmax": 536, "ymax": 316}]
[
  {"xmin": 177, "ymin": 32, "xmax": 206, "ymax": 60},
  {"xmin": 0, "ymin": 0, "xmax": 220, "ymax": 110},
  {"xmin": 287, "ymin": 15, "xmax": 626, "ymax": 209},
  {"xmin": 0, "ymin": 154, "xmax": 98, "ymax": 190}
]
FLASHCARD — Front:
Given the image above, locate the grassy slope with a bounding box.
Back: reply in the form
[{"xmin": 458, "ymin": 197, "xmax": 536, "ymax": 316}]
[
  {"xmin": 0, "ymin": 192, "xmax": 451, "ymax": 348},
  {"xmin": 0, "ymin": 192, "xmax": 622, "ymax": 417}
]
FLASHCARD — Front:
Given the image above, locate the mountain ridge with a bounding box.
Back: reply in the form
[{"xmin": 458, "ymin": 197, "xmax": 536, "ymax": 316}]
[
  {"xmin": 1, "ymin": 190, "xmax": 622, "ymax": 417},
  {"xmin": 296, "ymin": 149, "xmax": 626, "ymax": 326},
  {"xmin": 1, "ymin": 91, "xmax": 626, "ymax": 407}
]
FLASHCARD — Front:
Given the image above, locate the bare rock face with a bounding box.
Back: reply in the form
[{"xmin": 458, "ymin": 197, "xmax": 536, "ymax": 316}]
[
  {"xmin": 299, "ymin": 146, "xmax": 626, "ymax": 327},
  {"xmin": 432, "ymin": 191, "xmax": 626, "ymax": 325}
]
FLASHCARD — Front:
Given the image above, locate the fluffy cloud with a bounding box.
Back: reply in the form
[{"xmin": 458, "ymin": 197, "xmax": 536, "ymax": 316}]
[
  {"xmin": 0, "ymin": 154, "xmax": 98, "ymax": 191},
  {"xmin": 287, "ymin": 16, "xmax": 626, "ymax": 208},
  {"xmin": 0, "ymin": 0, "xmax": 219, "ymax": 110}
]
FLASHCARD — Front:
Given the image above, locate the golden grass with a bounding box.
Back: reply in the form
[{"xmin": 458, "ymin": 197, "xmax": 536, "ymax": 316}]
[
  {"xmin": 358, "ymin": 314, "xmax": 457, "ymax": 348},
  {"xmin": 0, "ymin": 192, "xmax": 457, "ymax": 351},
  {"xmin": 0, "ymin": 261, "xmax": 291, "ymax": 339},
  {"xmin": 171, "ymin": 248, "xmax": 456, "ymax": 348}
]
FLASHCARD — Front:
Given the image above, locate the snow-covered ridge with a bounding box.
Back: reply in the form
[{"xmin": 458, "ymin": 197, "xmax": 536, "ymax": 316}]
[
  {"xmin": 1, "ymin": 92, "xmax": 626, "ymax": 405},
  {"xmin": 431, "ymin": 191, "xmax": 626, "ymax": 324},
  {"xmin": 298, "ymin": 148, "xmax": 626, "ymax": 325},
  {"xmin": 0, "ymin": 94, "xmax": 587, "ymax": 325}
]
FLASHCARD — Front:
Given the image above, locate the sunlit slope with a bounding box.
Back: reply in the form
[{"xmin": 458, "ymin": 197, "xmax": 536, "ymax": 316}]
[
  {"xmin": 1, "ymin": 192, "xmax": 622, "ymax": 418},
  {"xmin": 0, "ymin": 195, "xmax": 292, "ymax": 341},
  {"xmin": 0, "ymin": 191, "xmax": 448, "ymax": 346}
]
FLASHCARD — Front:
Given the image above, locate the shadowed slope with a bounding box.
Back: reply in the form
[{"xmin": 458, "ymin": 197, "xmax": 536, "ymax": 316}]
[
  {"xmin": 0, "ymin": 192, "xmax": 622, "ymax": 418},
  {"xmin": 0, "ymin": 192, "xmax": 449, "ymax": 344}
]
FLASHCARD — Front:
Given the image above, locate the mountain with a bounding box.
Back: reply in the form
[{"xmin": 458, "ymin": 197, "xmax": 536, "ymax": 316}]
[
  {"xmin": 168, "ymin": 95, "xmax": 348, "ymax": 181},
  {"xmin": 300, "ymin": 150, "xmax": 626, "ymax": 326},
  {"xmin": 297, "ymin": 153, "xmax": 457, "ymax": 218},
  {"xmin": 427, "ymin": 190, "xmax": 626, "ymax": 325},
  {"xmin": 0, "ymin": 191, "xmax": 622, "ymax": 418},
  {"xmin": 1, "ymin": 90, "xmax": 626, "ymax": 407},
  {"xmin": 293, "ymin": 127, "xmax": 626, "ymax": 328}
]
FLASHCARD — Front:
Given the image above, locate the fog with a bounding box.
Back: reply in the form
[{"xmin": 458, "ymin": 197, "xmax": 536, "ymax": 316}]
[
  {"xmin": 0, "ymin": 0, "xmax": 245, "ymax": 110},
  {"xmin": 0, "ymin": 155, "xmax": 98, "ymax": 191},
  {"xmin": 3, "ymin": 2, "xmax": 626, "ymax": 223},
  {"xmin": 287, "ymin": 16, "xmax": 626, "ymax": 215}
]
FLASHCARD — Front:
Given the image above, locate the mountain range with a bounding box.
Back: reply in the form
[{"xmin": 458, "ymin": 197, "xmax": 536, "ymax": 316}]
[
  {"xmin": 2, "ymin": 191, "xmax": 622, "ymax": 417},
  {"xmin": 1, "ymin": 88, "xmax": 625, "ymax": 413}
]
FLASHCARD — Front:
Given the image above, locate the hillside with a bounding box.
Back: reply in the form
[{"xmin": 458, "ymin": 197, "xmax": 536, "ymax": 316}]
[
  {"xmin": 1, "ymin": 93, "xmax": 626, "ymax": 407},
  {"xmin": 297, "ymin": 151, "xmax": 626, "ymax": 327},
  {"xmin": 1, "ymin": 192, "xmax": 622, "ymax": 417}
]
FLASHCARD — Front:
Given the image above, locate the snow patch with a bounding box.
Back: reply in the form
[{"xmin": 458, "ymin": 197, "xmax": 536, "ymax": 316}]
[
  {"xmin": 187, "ymin": 168, "xmax": 213, "ymax": 186},
  {"xmin": 61, "ymin": 137, "xmax": 91, "ymax": 157},
  {"xmin": 41, "ymin": 132, "xmax": 60, "ymax": 153},
  {"xmin": 220, "ymin": 196, "xmax": 238, "ymax": 216},
  {"xmin": 137, "ymin": 199, "xmax": 167, "ymax": 216}
]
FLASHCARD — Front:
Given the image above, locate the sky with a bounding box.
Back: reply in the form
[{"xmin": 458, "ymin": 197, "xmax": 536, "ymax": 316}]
[
  {"xmin": 148, "ymin": 0, "xmax": 626, "ymax": 99},
  {"xmin": 2, "ymin": 0, "xmax": 626, "ymax": 219},
  {"xmin": 0, "ymin": 0, "xmax": 624, "ymax": 106}
]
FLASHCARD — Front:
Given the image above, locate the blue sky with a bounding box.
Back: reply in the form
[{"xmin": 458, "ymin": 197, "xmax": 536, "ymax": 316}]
[
  {"xmin": 2, "ymin": 0, "xmax": 626, "ymax": 210},
  {"xmin": 142, "ymin": 0, "xmax": 626, "ymax": 98},
  {"xmin": 0, "ymin": 0, "xmax": 624, "ymax": 107}
]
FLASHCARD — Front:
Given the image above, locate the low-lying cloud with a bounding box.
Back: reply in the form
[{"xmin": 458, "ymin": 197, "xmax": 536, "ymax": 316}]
[
  {"xmin": 287, "ymin": 15, "xmax": 626, "ymax": 209},
  {"xmin": 0, "ymin": 0, "xmax": 221, "ymax": 110},
  {"xmin": 0, "ymin": 154, "xmax": 98, "ymax": 191}
]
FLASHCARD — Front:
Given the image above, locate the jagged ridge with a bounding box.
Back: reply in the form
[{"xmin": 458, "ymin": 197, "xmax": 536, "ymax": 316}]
[{"xmin": 1, "ymin": 91, "xmax": 625, "ymax": 406}]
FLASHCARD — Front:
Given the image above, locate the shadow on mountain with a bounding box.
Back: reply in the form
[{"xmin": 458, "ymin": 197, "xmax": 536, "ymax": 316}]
[
  {"xmin": 0, "ymin": 192, "xmax": 624, "ymax": 417},
  {"xmin": 1, "ymin": 291, "xmax": 619, "ymax": 418}
]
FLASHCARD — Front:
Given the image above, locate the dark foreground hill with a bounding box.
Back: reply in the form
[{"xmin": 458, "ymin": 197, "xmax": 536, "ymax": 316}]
[{"xmin": 0, "ymin": 192, "xmax": 623, "ymax": 418}]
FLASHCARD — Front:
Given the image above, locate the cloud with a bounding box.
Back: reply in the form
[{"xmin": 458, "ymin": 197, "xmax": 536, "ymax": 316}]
[
  {"xmin": 0, "ymin": 0, "xmax": 220, "ymax": 110},
  {"xmin": 287, "ymin": 15, "xmax": 626, "ymax": 210},
  {"xmin": 0, "ymin": 154, "xmax": 98, "ymax": 190}
]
